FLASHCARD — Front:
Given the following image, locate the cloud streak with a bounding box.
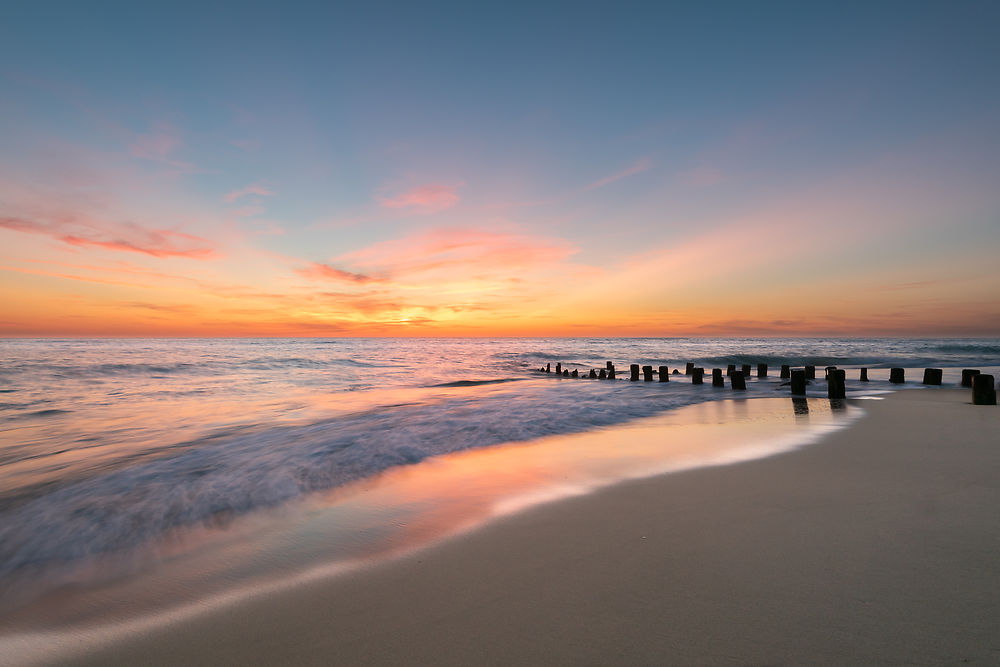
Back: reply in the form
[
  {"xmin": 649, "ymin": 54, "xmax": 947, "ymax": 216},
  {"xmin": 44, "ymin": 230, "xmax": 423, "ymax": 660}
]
[
  {"xmin": 224, "ymin": 184, "xmax": 275, "ymax": 203},
  {"xmin": 380, "ymin": 184, "xmax": 461, "ymax": 213}
]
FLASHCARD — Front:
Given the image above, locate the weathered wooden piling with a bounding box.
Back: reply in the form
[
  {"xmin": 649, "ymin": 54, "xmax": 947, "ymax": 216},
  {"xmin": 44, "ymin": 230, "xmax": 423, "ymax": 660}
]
[
  {"xmin": 757, "ymin": 363, "xmax": 767, "ymax": 378},
  {"xmin": 642, "ymin": 365, "xmax": 653, "ymax": 381},
  {"xmin": 889, "ymin": 367, "xmax": 905, "ymax": 384},
  {"xmin": 712, "ymin": 368, "xmax": 724, "ymax": 387},
  {"xmin": 860, "ymin": 368, "xmax": 869, "ymax": 382},
  {"xmin": 589, "ymin": 369, "xmax": 597, "ymax": 378},
  {"xmin": 571, "ymin": 369, "xmax": 578, "ymax": 378},
  {"xmin": 922, "ymin": 368, "xmax": 942, "ymax": 385},
  {"xmin": 824, "ymin": 366, "xmax": 837, "ymax": 380},
  {"xmin": 961, "ymin": 369, "xmax": 980, "ymax": 387},
  {"xmin": 563, "ymin": 369, "xmax": 569, "ymax": 377},
  {"xmin": 727, "ymin": 364, "xmax": 736, "ymax": 376},
  {"xmin": 606, "ymin": 361, "xmax": 614, "ymax": 372},
  {"xmin": 827, "ymin": 369, "xmax": 846, "ymax": 399},
  {"xmin": 599, "ymin": 369, "xmax": 607, "ymax": 379},
  {"xmin": 630, "ymin": 364, "xmax": 640, "ymax": 381},
  {"xmin": 741, "ymin": 364, "xmax": 751, "ymax": 378},
  {"xmin": 805, "ymin": 365, "xmax": 816, "ymax": 379},
  {"xmin": 658, "ymin": 365, "xmax": 669, "ymax": 382},
  {"xmin": 555, "ymin": 362, "xmax": 562, "ymax": 375},
  {"xmin": 685, "ymin": 362, "xmax": 695, "ymax": 375},
  {"xmin": 692, "ymin": 368, "xmax": 704, "ymax": 385},
  {"xmin": 546, "ymin": 363, "xmax": 551, "ymax": 373},
  {"xmin": 780, "ymin": 364, "xmax": 790, "ymax": 379},
  {"xmin": 790, "ymin": 369, "xmax": 806, "ymax": 395},
  {"xmin": 731, "ymin": 371, "xmax": 746, "ymax": 390},
  {"xmin": 972, "ymin": 374, "xmax": 997, "ymax": 405}
]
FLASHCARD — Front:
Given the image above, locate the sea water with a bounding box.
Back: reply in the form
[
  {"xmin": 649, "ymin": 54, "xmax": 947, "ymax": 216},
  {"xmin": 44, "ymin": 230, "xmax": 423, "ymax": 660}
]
[{"xmin": 0, "ymin": 337, "xmax": 997, "ymax": 625}]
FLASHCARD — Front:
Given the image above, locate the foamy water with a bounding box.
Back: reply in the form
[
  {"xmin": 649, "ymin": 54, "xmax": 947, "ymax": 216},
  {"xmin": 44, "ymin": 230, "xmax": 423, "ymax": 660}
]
[{"xmin": 0, "ymin": 337, "xmax": 997, "ymax": 627}]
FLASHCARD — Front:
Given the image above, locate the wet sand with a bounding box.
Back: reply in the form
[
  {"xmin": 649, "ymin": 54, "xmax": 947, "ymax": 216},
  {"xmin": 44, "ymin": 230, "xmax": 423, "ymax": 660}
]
[{"xmin": 40, "ymin": 389, "xmax": 1000, "ymax": 664}]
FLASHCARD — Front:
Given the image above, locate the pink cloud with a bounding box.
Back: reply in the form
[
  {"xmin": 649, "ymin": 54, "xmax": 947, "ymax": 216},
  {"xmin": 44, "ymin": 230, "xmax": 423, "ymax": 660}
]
[
  {"xmin": 296, "ymin": 262, "xmax": 377, "ymax": 284},
  {"xmin": 380, "ymin": 184, "xmax": 461, "ymax": 213},
  {"xmin": 224, "ymin": 184, "xmax": 275, "ymax": 203},
  {"xmin": 0, "ymin": 215, "xmax": 217, "ymax": 259},
  {"xmin": 582, "ymin": 158, "xmax": 653, "ymax": 191},
  {"xmin": 128, "ymin": 126, "xmax": 196, "ymax": 172}
]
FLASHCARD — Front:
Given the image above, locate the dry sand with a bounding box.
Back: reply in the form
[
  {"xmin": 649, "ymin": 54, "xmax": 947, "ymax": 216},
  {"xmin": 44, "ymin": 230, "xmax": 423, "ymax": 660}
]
[{"xmin": 67, "ymin": 389, "xmax": 1000, "ymax": 665}]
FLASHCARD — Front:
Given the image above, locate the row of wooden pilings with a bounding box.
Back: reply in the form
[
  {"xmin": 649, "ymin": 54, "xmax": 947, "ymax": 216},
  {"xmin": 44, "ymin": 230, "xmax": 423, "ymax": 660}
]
[{"xmin": 537, "ymin": 362, "xmax": 997, "ymax": 405}]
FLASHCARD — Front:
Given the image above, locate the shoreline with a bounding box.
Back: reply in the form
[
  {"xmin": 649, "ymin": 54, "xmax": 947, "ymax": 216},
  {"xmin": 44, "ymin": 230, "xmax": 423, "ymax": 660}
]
[{"xmin": 7, "ymin": 388, "xmax": 1000, "ymax": 665}]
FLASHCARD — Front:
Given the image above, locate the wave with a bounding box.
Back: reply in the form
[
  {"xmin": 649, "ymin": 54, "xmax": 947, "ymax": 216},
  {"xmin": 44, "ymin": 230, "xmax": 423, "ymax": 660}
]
[{"xmin": 429, "ymin": 378, "xmax": 523, "ymax": 388}]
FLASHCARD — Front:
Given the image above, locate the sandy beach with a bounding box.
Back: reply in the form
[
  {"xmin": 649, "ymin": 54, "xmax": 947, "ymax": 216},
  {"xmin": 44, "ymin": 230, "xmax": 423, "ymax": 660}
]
[{"xmin": 34, "ymin": 388, "xmax": 1000, "ymax": 664}]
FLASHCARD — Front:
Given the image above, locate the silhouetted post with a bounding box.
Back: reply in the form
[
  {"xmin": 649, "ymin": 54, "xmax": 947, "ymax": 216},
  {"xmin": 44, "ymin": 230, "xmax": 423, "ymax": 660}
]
[
  {"xmin": 741, "ymin": 364, "xmax": 751, "ymax": 378},
  {"xmin": 712, "ymin": 368, "xmax": 724, "ymax": 387},
  {"xmin": 642, "ymin": 365, "xmax": 653, "ymax": 381},
  {"xmin": 606, "ymin": 361, "xmax": 614, "ymax": 372},
  {"xmin": 555, "ymin": 363, "xmax": 561, "ymax": 376},
  {"xmin": 630, "ymin": 364, "xmax": 640, "ymax": 381},
  {"xmin": 589, "ymin": 369, "xmax": 597, "ymax": 378},
  {"xmin": 685, "ymin": 362, "xmax": 695, "ymax": 375},
  {"xmin": 805, "ymin": 365, "xmax": 816, "ymax": 379},
  {"xmin": 961, "ymin": 369, "xmax": 980, "ymax": 387},
  {"xmin": 972, "ymin": 374, "xmax": 996, "ymax": 405},
  {"xmin": 731, "ymin": 371, "xmax": 746, "ymax": 390},
  {"xmin": 780, "ymin": 364, "xmax": 790, "ymax": 379},
  {"xmin": 727, "ymin": 364, "xmax": 736, "ymax": 376},
  {"xmin": 563, "ymin": 369, "xmax": 569, "ymax": 377},
  {"xmin": 828, "ymin": 369, "xmax": 846, "ymax": 399},
  {"xmin": 824, "ymin": 366, "xmax": 837, "ymax": 380},
  {"xmin": 860, "ymin": 368, "xmax": 869, "ymax": 382},
  {"xmin": 889, "ymin": 368, "xmax": 905, "ymax": 384},
  {"xmin": 757, "ymin": 363, "xmax": 767, "ymax": 378},
  {"xmin": 658, "ymin": 365, "xmax": 669, "ymax": 382},
  {"xmin": 608, "ymin": 367, "xmax": 616, "ymax": 379},
  {"xmin": 692, "ymin": 368, "xmax": 704, "ymax": 385},
  {"xmin": 599, "ymin": 369, "xmax": 607, "ymax": 379},
  {"xmin": 790, "ymin": 369, "xmax": 806, "ymax": 395},
  {"xmin": 922, "ymin": 368, "xmax": 942, "ymax": 385},
  {"xmin": 571, "ymin": 369, "xmax": 578, "ymax": 378},
  {"xmin": 546, "ymin": 363, "xmax": 550, "ymax": 373}
]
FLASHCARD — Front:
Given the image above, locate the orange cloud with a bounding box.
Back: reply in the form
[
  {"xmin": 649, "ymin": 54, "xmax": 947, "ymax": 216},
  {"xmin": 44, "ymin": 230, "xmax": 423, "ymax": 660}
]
[
  {"xmin": 380, "ymin": 184, "xmax": 461, "ymax": 213},
  {"xmin": 296, "ymin": 262, "xmax": 377, "ymax": 283}
]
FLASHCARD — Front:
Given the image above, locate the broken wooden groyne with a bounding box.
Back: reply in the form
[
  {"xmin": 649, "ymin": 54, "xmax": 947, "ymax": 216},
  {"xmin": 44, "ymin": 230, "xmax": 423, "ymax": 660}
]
[{"xmin": 535, "ymin": 362, "xmax": 997, "ymax": 405}]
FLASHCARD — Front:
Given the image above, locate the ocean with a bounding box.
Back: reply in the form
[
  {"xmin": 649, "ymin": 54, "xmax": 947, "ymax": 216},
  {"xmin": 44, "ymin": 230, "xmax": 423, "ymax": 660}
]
[{"xmin": 1, "ymin": 337, "xmax": 998, "ymax": 627}]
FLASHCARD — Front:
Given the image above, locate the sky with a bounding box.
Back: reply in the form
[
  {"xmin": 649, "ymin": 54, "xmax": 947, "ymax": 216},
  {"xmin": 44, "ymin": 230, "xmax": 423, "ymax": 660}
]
[{"xmin": 1, "ymin": 1, "xmax": 999, "ymax": 337}]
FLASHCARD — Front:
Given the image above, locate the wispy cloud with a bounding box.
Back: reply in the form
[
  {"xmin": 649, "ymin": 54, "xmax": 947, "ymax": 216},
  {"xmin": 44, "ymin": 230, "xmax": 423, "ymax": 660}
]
[
  {"xmin": 295, "ymin": 262, "xmax": 377, "ymax": 283},
  {"xmin": 582, "ymin": 157, "xmax": 652, "ymax": 191},
  {"xmin": 380, "ymin": 184, "xmax": 461, "ymax": 213},
  {"xmin": 224, "ymin": 184, "xmax": 275, "ymax": 203},
  {"xmin": 0, "ymin": 215, "xmax": 216, "ymax": 259}
]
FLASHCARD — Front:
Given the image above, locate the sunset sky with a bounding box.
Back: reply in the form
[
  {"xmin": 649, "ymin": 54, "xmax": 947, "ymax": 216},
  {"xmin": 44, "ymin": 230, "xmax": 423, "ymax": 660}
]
[{"xmin": 1, "ymin": 2, "xmax": 998, "ymax": 336}]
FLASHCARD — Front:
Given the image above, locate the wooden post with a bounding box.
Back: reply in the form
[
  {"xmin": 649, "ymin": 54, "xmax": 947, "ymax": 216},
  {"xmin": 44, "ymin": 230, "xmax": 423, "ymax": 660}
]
[
  {"xmin": 922, "ymin": 368, "xmax": 942, "ymax": 385},
  {"xmin": 757, "ymin": 363, "xmax": 767, "ymax": 378},
  {"xmin": 712, "ymin": 368, "xmax": 724, "ymax": 387},
  {"xmin": 546, "ymin": 363, "xmax": 550, "ymax": 373},
  {"xmin": 972, "ymin": 374, "xmax": 997, "ymax": 405},
  {"xmin": 889, "ymin": 368, "xmax": 905, "ymax": 384},
  {"xmin": 828, "ymin": 369, "xmax": 846, "ymax": 399},
  {"xmin": 658, "ymin": 366, "xmax": 669, "ymax": 382},
  {"xmin": 589, "ymin": 369, "xmax": 597, "ymax": 378},
  {"xmin": 571, "ymin": 369, "xmax": 579, "ymax": 378},
  {"xmin": 555, "ymin": 363, "xmax": 561, "ymax": 376},
  {"xmin": 741, "ymin": 364, "xmax": 751, "ymax": 378},
  {"xmin": 790, "ymin": 369, "xmax": 806, "ymax": 395},
  {"xmin": 685, "ymin": 362, "xmax": 695, "ymax": 375},
  {"xmin": 563, "ymin": 369, "xmax": 569, "ymax": 377},
  {"xmin": 606, "ymin": 361, "xmax": 614, "ymax": 372},
  {"xmin": 727, "ymin": 364, "xmax": 736, "ymax": 376},
  {"xmin": 805, "ymin": 365, "xmax": 816, "ymax": 379},
  {"xmin": 731, "ymin": 371, "xmax": 746, "ymax": 390},
  {"xmin": 692, "ymin": 368, "xmax": 704, "ymax": 385},
  {"xmin": 961, "ymin": 369, "xmax": 980, "ymax": 387},
  {"xmin": 630, "ymin": 364, "xmax": 640, "ymax": 381},
  {"xmin": 598, "ymin": 369, "xmax": 607, "ymax": 379},
  {"xmin": 780, "ymin": 364, "xmax": 790, "ymax": 379},
  {"xmin": 824, "ymin": 366, "xmax": 837, "ymax": 380},
  {"xmin": 642, "ymin": 365, "xmax": 653, "ymax": 381},
  {"xmin": 860, "ymin": 368, "xmax": 869, "ymax": 382}
]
